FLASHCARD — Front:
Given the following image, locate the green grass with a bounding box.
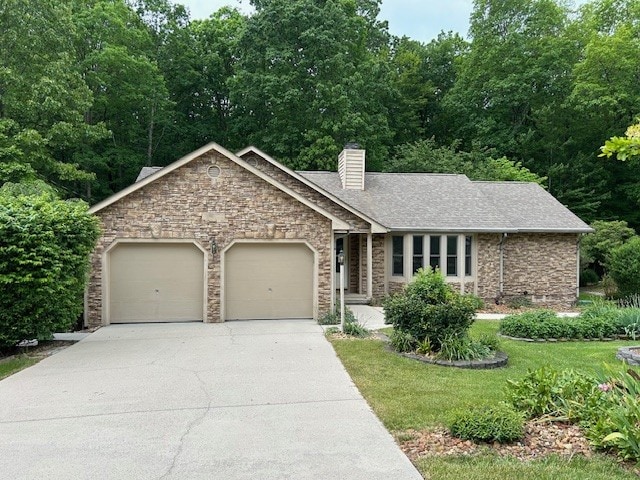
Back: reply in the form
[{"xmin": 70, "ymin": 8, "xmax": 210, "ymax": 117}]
[
  {"xmin": 0, "ymin": 355, "xmax": 38, "ymax": 380},
  {"xmin": 417, "ymin": 454, "xmax": 638, "ymax": 480},
  {"xmin": 329, "ymin": 320, "xmax": 639, "ymax": 478},
  {"xmin": 331, "ymin": 321, "xmax": 637, "ymax": 430}
]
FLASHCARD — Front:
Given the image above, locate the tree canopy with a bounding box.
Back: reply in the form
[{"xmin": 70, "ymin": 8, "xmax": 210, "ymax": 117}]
[{"xmin": 1, "ymin": 0, "xmax": 640, "ymax": 228}]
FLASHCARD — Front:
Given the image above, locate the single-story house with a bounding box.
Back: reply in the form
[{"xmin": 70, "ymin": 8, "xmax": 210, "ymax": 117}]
[{"xmin": 85, "ymin": 143, "xmax": 592, "ymax": 326}]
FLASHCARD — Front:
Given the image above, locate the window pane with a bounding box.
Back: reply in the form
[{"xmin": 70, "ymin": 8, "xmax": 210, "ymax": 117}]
[
  {"xmin": 446, "ymin": 235, "xmax": 457, "ymax": 276},
  {"xmin": 412, "ymin": 235, "xmax": 423, "ymax": 273},
  {"xmin": 392, "ymin": 236, "xmax": 404, "ymax": 276},
  {"xmin": 429, "ymin": 236, "xmax": 441, "ymax": 271},
  {"xmin": 465, "ymin": 236, "xmax": 472, "ymax": 276}
]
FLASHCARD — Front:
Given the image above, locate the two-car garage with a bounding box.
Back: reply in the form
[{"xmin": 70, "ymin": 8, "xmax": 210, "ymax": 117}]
[{"xmin": 106, "ymin": 241, "xmax": 315, "ymax": 324}]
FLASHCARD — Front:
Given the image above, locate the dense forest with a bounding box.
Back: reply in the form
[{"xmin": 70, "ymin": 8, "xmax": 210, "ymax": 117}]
[{"xmin": 1, "ymin": 0, "xmax": 639, "ymax": 227}]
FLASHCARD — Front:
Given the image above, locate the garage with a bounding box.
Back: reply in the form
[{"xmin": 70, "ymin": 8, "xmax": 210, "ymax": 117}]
[
  {"xmin": 224, "ymin": 242, "xmax": 314, "ymax": 320},
  {"xmin": 108, "ymin": 242, "xmax": 205, "ymax": 323}
]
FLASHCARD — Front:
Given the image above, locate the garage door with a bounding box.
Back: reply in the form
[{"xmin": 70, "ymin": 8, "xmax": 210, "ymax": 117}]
[
  {"xmin": 225, "ymin": 243, "xmax": 314, "ymax": 320},
  {"xmin": 108, "ymin": 243, "xmax": 204, "ymax": 323}
]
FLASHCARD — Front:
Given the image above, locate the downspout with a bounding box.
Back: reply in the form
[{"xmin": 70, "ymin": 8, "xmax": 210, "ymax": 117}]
[
  {"xmin": 498, "ymin": 233, "xmax": 508, "ymax": 302},
  {"xmin": 576, "ymin": 234, "xmax": 583, "ymax": 301}
]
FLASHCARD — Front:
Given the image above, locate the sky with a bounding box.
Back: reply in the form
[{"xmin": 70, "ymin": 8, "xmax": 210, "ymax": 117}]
[
  {"xmin": 177, "ymin": 0, "xmax": 480, "ymax": 43},
  {"xmin": 178, "ymin": 1, "xmax": 590, "ymax": 44}
]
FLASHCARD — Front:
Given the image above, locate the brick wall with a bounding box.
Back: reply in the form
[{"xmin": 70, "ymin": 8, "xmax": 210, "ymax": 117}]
[
  {"xmin": 88, "ymin": 151, "xmax": 333, "ymax": 326},
  {"xmin": 476, "ymin": 232, "xmax": 578, "ymax": 307}
]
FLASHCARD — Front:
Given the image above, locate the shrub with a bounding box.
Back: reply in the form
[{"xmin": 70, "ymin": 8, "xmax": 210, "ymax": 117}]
[
  {"xmin": 608, "ymin": 237, "xmax": 640, "ymax": 298},
  {"xmin": 343, "ymin": 316, "xmax": 369, "ymax": 338},
  {"xmin": 602, "ymin": 274, "xmax": 618, "ymax": 299},
  {"xmin": 383, "ymin": 268, "xmax": 476, "ymax": 351},
  {"xmin": 580, "ymin": 268, "xmax": 600, "ymax": 286},
  {"xmin": 615, "ymin": 308, "xmax": 640, "ymax": 340},
  {"xmin": 0, "ymin": 192, "xmax": 100, "ymax": 348},
  {"xmin": 505, "ymin": 366, "xmax": 604, "ymax": 423},
  {"xmin": 448, "ymin": 403, "xmax": 524, "ymax": 443},
  {"xmin": 580, "ymin": 220, "xmax": 636, "ymax": 275},
  {"xmin": 499, "ymin": 309, "xmax": 559, "ymax": 338},
  {"xmin": 318, "ymin": 311, "xmax": 340, "ymax": 325}
]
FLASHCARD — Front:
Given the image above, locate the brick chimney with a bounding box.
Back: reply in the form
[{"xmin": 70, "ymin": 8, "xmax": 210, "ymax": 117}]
[{"xmin": 338, "ymin": 143, "xmax": 365, "ymax": 190}]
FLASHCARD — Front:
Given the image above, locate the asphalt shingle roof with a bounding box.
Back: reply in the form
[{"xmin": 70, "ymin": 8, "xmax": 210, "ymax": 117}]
[
  {"xmin": 135, "ymin": 166, "xmax": 163, "ymax": 182},
  {"xmin": 298, "ymin": 171, "xmax": 592, "ymax": 233}
]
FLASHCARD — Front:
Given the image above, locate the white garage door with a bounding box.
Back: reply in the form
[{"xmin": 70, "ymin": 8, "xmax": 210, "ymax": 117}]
[
  {"xmin": 108, "ymin": 243, "xmax": 204, "ymax": 323},
  {"xmin": 225, "ymin": 243, "xmax": 314, "ymax": 320}
]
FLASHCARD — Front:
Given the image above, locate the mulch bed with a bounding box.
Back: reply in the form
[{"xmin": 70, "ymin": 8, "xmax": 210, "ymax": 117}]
[
  {"xmin": 397, "ymin": 421, "xmax": 594, "ymax": 462},
  {"xmin": 0, "ymin": 340, "xmax": 76, "ymax": 362}
]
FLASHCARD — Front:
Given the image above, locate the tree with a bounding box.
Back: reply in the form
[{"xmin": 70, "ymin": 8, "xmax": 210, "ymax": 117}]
[
  {"xmin": 0, "ymin": 0, "xmax": 107, "ymax": 189},
  {"xmin": 385, "ymin": 138, "xmax": 546, "ymax": 184},
  {"xmin": 608, "ymin": 236, "xmax": 640, "ymax": 298},
  {"xmin": 580, "ymin": 220, "xmax": 636, "ymax": 276},
  {"xmin": 230, "ymin": 0, "xmax": 393, "ymax": 170}
]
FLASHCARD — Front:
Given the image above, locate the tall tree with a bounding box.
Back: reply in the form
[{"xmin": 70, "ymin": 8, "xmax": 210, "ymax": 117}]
[
  {"xmin": 230, "ymin": 0, "xmax": 393, "ymax": 170},
  {"xmin": 0, "ymin": 0, "xmax": 107, "ymax": 190}
]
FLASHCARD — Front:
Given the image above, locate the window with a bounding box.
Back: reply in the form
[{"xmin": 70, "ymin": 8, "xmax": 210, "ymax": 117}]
[
  {"xmin": 392, "ymin": 236, "xmax": 404, "ymax": 276},
  {"xmin": 465, "ymin": 235, "xmax": 473, "ymax": 276},
  {"xmin": 412, "ymin": 235, "xmax": 424, "ymax": 273},
  {"xmin": 446, "ymin": 236, "xmax": 457, "ymax": 276},
  {"xmin": 429, "ymin": 236, "xmax": 441, "ymax": 271}
]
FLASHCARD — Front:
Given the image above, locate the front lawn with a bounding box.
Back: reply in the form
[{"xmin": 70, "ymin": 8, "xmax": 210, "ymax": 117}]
[
  {"xmin": 329, "ymin": 320, "xmax": 639, "ymax": 478},
  {"xmin": 0, "ymin": 356, "xmax": 38, "ymax": 380}
]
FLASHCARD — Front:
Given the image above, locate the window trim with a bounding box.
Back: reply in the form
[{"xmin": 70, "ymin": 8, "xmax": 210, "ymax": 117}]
[{"xmin": 388, "ymin": 233, "xmax": 476, "ymax": 284}]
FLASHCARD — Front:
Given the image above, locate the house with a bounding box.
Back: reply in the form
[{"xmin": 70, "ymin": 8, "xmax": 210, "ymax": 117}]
[{"xmin": 85, "ymin": 143, "xmax": 592, "ymax": 326}]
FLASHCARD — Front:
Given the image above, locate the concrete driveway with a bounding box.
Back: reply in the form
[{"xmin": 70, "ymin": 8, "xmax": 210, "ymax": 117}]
[{"xmin": 0, "ymin": 320, "xmax": 421, "ymax": 480}]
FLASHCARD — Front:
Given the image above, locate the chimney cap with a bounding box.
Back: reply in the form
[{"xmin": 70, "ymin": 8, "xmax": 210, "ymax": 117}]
[{"xmin": 344, "ymin": 142, "xmax": 360, "ymax": 150}]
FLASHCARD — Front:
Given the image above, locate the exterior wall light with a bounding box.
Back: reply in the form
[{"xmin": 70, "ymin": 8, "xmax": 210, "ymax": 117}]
[{"xmin": 211, "ymin": 239, "xmax": 218, "ymax": 255}]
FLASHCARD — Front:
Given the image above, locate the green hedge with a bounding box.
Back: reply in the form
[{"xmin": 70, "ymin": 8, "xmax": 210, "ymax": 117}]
[
  {"xmin": 0, "ymin": 192, "xmax": 100, "ymax": 347},
  {"xmin": 499, "ymin": 309, "xmax": 620, "ymax": 340}
]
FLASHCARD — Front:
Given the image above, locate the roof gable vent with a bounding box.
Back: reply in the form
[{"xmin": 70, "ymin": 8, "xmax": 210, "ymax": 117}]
[{"xmin": 338, "ymin": 144, "xmax": 365, "ymax": 190}]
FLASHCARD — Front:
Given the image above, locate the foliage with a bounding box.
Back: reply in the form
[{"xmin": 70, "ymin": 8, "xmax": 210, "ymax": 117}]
[
  {"xmin": 505, "ymin": 295, "xmax": 533, "ymax": 309},
  {"xmin": 435, "ymin": 334, "xmax": 492, "ymax": 361},
  {"xmin": 608, "ymin": 237, "xmax": 640, "ymax": 298},
  {"xmin": 318, "ymin": 310, "xmax": 340, "ymax": 325},
  {"xmin": 590, "ymin": 368, "xmax": 640, "ymax": 462},
  {"xmin": 500, "ymin": 309, "xmax": 620, "ymax": 340},
  {"xmin": 580, "ymin": 221, "xmax": 636, "ymax": 274},
  {"xmin": 0, "ymin": 191, "xmax": 100, "ymax": 347},
  {"xmin": 386, "ymin": 139, "xmax": 546, "ymax": 184},
  {"xmin": 580, "ymin": 268, "xmax": 600, "ymax": 286},
  {"xmin": 343, "ymin": 316, "xmax": 370, "ymax": 338},
  {"xmin": 383, "ymin": 268, "xmax": 476, "ymax": 351},
  {"xmin": 600, "ymin": 121, "xmax": 640, "ymax": 162},
  {"xmin": 602, "ymin": 274, "xmax": 619, "ymax": 299},
  {"xmin": 448, "ymin": 403, "xmax": 524, "ymax": 443},
  {"xmin": 389, "ymin": 330, "xmax": 416, "ymax": 353},
  {"xmin": 506, "ymin": 366, "xmax": 605, "ymax": 424}
]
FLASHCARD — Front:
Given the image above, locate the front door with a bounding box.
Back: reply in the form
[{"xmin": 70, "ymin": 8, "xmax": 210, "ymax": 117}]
[{"xmin": 335, "ymin": 236, "xmax": 349, "ymax": 292}]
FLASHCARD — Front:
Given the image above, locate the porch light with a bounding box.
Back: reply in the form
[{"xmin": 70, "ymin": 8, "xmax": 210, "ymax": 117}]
[
  {"xmin": 211, "ymin": 239, "xmax": 218, "ymax": 255},
  {"xmin": 337, "ymin": 249, "xmax": 345, "ymax": 266}
]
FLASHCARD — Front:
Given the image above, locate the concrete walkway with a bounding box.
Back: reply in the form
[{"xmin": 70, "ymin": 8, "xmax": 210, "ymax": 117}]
[{"xmin": 0, "ymin": 321, "xmax": 421, "ymax": 480}]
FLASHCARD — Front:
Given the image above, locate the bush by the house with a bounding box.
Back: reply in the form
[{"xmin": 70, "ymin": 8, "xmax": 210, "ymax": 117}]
[
  {"xmin": 505, "ymin": 295, "xmax": 533, "ymax": 309},
  {"xmin": 499, "ymin": 309, "xmax": 619, "ymax": 340},
  {"xmin": 608, "ymin": 237, "xmax": 640, "ymax": 298},
  {"xmin": 383, "ymin": 268, "xmax": 477, "ymax": 352},
  {"xmin": 0, "ymin": 191, "xmax": 100, "ymax": 348},
  {"xmin": 436, "ymin": 333, "xmax": 492, "ymax": 361},
  {"xmin": 507, "ymin": 366, "xmax": 640, "ymax": 463},
  {"xmin": 448, "ymin": 403, "xmax": 524, "ymax": 443}
]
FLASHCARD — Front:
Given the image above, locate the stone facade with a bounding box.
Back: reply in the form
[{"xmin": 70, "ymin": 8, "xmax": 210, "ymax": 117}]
[
  {"xmin": 476, "ymin": 232, "xmax": 578, "ymax": 307},
  {"xmin": 87, "ymin": 151, "xmax": 333, "ymax": 326}
]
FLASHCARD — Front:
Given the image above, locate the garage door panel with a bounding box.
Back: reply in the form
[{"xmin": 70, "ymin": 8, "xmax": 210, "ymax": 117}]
[
  {"xmin": 225, "ymin": 243, "xmax": 313, "ymax": 320},
  {"xmin": 109, "ymin": 243, "xmax": 204, "ymax": 323}
]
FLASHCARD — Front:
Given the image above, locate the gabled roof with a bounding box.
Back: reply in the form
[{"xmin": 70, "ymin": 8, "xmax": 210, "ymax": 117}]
[
  {"xmin": 136, "ymin": 167, "xmax": 162, "ymax": 182},
  {"xmin": 298, "ymin": 171, "xmax": 593, "ymax": 233},
  {"xmin": 236, "ymin": 146, "xmax": 387, "ymax": 233},
  {"xmin": 89, "ymin": 143, "xmax": 352, "ymax": 231}
]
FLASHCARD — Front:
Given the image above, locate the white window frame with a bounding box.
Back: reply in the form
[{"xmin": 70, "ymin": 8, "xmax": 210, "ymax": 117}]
[{"xmin": 388, "ymin": 233, "xmax": 476, "ymax": 286}]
